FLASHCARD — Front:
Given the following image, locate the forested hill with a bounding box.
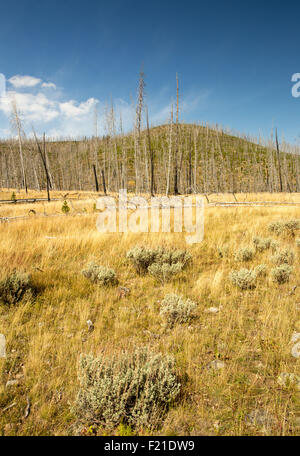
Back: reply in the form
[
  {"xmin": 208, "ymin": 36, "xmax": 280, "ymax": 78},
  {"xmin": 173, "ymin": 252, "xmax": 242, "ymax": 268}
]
[{"xmin": 0, "ymin": 123, "xmax": 299, "ymax": 194}]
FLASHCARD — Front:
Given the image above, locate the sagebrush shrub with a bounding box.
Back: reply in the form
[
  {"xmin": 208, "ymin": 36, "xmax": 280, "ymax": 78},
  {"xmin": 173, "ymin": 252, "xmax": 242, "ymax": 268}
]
[
  {"xmin": 271, "ymin": 248, "xmax": 295, "ymax": 266},
  {"xmin": 0, "ymin": 271, "xmax": 34, "ymax": 306},
  {"xmin": 252, "ymin": 237, "xmax": 273, "ymax": 252},
  {"xmin": 271, "ymin": 264, "xmax": 293, "ymax": 284},
  {"xmin": 254, "ymin": 264, "xmax": 267, "ymax": 278},
  {"xmin": 126, "ymin": 247, "xmax": 157, "ymax": 274},
  {"xmin": 283, "ymin": 219, "xmax": 300, "ymax": 235},
  {"xmin": 154, "ymin": 247, "xmax": 191, "ymax": 267},
  {"xmin": 160, "ymin": 293, "xmax": 197, "ymax": 327},
  {"xmin": 235, "ymin": 246, "xmax": 255, "ymax": 262},
  {"xmin": 82, "ymin": 262, "xmax": 117, "ymax": 286},
  {"xmin": 230, "ymin": 268, "xmax": 257, "ymax": 290},
  {"xmin": 73, "ymin": 348, "xmax": 181, "ymax": 429},
  {"xmin": 268, "ymin": 219, "xmax": 300, "ymax": 237},
  {"xmin": 270, "ymin": 239, "xmax": 280, "ymax": 252},
  {"xmin": 296, "ymin": 239, "xmax": 300, "ymax": 248},
  {"xmin": 126, "ymin": 246, "xmax": 191, "ymax": 280},
  {"xmin": 268, "ymin": 221, "xmax": 284, "ymax": 235},
  {"xmin": 148, "ymin": 262, "xmax": 183, "ymax": 283}
]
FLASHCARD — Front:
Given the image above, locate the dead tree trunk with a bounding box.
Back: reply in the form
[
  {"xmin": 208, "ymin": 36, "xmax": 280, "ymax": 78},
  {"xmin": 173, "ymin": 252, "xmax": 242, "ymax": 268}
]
[
  {"xmin": 146, "ymin": 107, "xmax": 154, "ymax": 196},
  {"xmin": 11, "ymin": 100, "xmax": 27, "ymax": 193},
  {"xmin": 188, "ymin": 132, "xmax": 192, "ymax": 193},
  {"xmin": 174, "ymin": 73, "xmax": 179, "ymax": 195},
  {"xmin": 135, "ymin": 69, "xmax": 145, "ymax": 194},
  {"xmin": 33, "ymin": 129, "xmax": 51, "ymax": 201},
  {"xmin": 93, "ymin": 164, "xmax": 99, "ymax": 192},
  {"xmin": 101, "ymin": 169, "xmax": 107, "ymax": 195},
  {"xmin": 275, "ymin": 129, "xmax": 283, "ymax": 192},
  {"xmin": 166, "ymin": 104, "xmax": 173, "ymax": 196}
]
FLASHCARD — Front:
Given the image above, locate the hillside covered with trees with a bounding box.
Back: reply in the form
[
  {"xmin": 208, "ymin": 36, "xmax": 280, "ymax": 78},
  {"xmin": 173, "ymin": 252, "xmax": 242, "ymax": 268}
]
[{"xmin": 0, "ymin": 122, "xmax": 299, "ymax": 196}]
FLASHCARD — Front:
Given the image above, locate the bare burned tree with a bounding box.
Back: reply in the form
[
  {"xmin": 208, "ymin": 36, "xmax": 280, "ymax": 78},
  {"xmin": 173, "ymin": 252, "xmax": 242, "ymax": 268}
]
[
  {"xmin": 166, "ymin": 104, "xmax": 173, "ymax": 196},
  {"xmin": 32, "ymin": 129, "xmax": 51, "ymax": 201},
  {"xmin": 11, "ymin": 99, "xmax": 27, "ymax": 193},
  {"xmin": 275, "ymin": 128, "xmax": 283, "ymax": 192},
  {"xmin": 134, "ymin": 68, "xmax": 145, "ymax": 194},
  {"xmin": 146, "ymin": 107, "xmax": 154, "ymax": 196},
  {"xmin": 174, "ymin": 73, "xmax": 179, "ymax": 195}
]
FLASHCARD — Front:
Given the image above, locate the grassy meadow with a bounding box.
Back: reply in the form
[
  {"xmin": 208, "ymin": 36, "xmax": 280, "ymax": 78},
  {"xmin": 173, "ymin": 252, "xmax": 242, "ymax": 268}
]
[{"xmin": 0, "ymin": 191, "xmax": 299, "ymax": 436}]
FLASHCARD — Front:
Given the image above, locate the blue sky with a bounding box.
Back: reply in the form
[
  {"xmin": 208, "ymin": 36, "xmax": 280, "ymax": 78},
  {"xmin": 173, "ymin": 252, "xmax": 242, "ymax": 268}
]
[{"xmin": 0, "ymin": 0, "xmax": 300, "ymax": 142}]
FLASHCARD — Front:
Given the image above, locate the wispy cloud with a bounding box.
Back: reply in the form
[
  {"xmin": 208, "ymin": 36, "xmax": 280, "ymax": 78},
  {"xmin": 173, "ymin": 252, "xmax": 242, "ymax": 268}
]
[
  {"xmin": 41, "ymin": 82, "xmax": 57, "ymax": 89},
  {"xmin": 180, "ymin": 89, "xmax": 212, "ymax": 117},
  {"xmin": 148, "ymin": 88, "xmax": 212, "ymax": 126},
  {"xmin": 8, "ymin": 75, "xmax": 42, "ymax": 88}
]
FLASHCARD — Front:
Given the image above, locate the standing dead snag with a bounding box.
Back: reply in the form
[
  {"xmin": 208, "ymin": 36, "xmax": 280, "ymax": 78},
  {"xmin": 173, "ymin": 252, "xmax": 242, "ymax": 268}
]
[
  {"xmin": 146, "ymin": 107, "xmax": 155, "ymax": 196},
  {"xmin": 11, "ymin": 99, "xmax": 28, "ymax": 193},
  {"xmin": 166, "ymin": 104, "xmax": 173, "ymax": 196},
  {"xmin": 119, "ymin": 111, "xmax": 127, "ymax": 189},
  {"xmin": 92, "ymin": 164, "xmax": 99, "ymax": 192},
  {"xmin": 101, "ymin": 169, "xmax": 107, "ymax": 195},
  {"xmin": 188, "ymin": 132, "xmax": 192, "ymax": 194},
  {"xmin": 275, "ymin": 129, "xmax": 292, "ymax": 193},
  {"xmin": 174, "ymin": 73, "xmax": 179, "ymax": 195},
  {"xmin": 193, "ymin": 128, "xmax": 197, "ymax": 193},
  {"xmin": 93, "ymin": 102, "xmax": 100, "ymax": 180},
  {"xmin": 32, "ymin": 129, "xmax": 51, "ymax": 202},
  {"xmin": 135, "ymin": 69, "xmax": 145, "ymax": 194},
  {"xmin": 136, "ymin": 69, "xmax": 145, "ymax": 137},
  {"xmin": 275, "ymin": 128, "xmax": 283, "ymax": 192}
]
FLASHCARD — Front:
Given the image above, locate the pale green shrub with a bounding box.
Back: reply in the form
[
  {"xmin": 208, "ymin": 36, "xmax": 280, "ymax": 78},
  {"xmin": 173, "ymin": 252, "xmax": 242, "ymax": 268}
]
[
  {"xmin": 153, "ymin": 247, "xmax": 191, "ymax": 267},
  {"xmin": 296, "ymin": 239, "xmax": 300, "ymax": 248},
  {"xmin": 160, "ymin": 293, "xmax": 197, "ymax": 326},
  {"xmin": 270, "ymin": 239, "xmax": 280, "ymax": 252},
  {"xmin": 268, "ymin": 221, "xmax": 284, "ymax": 235},
  {"xmin": 148, "ymin": 262, "xmax": 184, "ymax": 283},
  {"xmin": 230, "ymin": 268, "xmax": 257, "ymax": 290},
  {"xmin": 271, "ymin": 264, "xmax": 293, "ymax": 284},
  {"xmin": 235, "ymin": 246, "xmax": 255, "ymax": 262},
  {"xmin": 254, "ymin": 264, "xmax": 267, "ymax": 278},
  {"xmin": 73, "ymin": 348, "xmax": 181, "ymax": 429},
  {"xmin": 268, "ymin": 219, "xmax": 300, "ymax": 237},
  {"xmin": 283, "ymin": 219, "xmax": 300, "ymax": 235},
  {"xmin": 82, "ymin": 262, "xmax": 117, "ymax": 286},
  {"xmin": 0, "ymin": 271, "xmax": 34, "ymax": 306},
  {"xmin": 252, "ymin": 237, "xmax": 273, "ymax": 252},
  {"xmin": 271, "ymin": 248, "xmax": 295, "ymax": 266},
  {"xmin": 126, "ymin": 246, "xmax": 191, "ymax": 280},
  {"xmin": 126, "ymin": 247, "xmax": 157, "ymax": 274}
]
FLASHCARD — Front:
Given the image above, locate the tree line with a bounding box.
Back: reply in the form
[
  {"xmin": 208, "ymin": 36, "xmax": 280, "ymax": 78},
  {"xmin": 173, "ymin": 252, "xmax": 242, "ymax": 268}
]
[{"xmin": 0, "ymin": 73, "xmax": 299, "ymax": 196}]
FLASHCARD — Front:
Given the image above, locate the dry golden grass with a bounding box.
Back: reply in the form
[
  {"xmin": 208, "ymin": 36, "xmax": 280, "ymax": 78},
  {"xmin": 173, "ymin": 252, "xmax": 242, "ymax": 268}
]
[{"xmin": 0, "ymin": 191, "xmax": 299, "ymax": 436}]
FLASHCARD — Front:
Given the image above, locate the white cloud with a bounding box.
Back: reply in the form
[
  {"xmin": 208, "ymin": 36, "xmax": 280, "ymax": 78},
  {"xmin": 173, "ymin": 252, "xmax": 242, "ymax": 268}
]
[
  {"xmin": 41, "ymin": 82, "xmax": 57, "ymax": 89},
  {"xmin": 8, "ymin": 75, "xmax": 42, "ymax": 88},
  {"xmin": 60, "ymin": 98, "xmax": 97, "ymax": 118},
  {"xmin": 0, "ymin": 91, "xmax": 59, "ymax": 122}
]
